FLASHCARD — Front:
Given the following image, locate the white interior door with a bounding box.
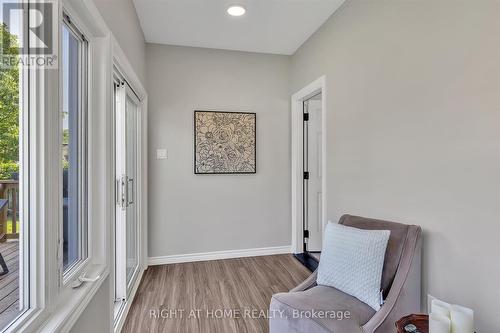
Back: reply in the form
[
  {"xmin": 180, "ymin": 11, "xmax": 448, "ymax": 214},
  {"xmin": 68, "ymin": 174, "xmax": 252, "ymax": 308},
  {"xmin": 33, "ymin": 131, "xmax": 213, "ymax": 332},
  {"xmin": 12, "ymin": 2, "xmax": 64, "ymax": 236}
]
[
  {"xmin": 115, "ymin": 81, "xmax": 140, "ymax": 302},
  {"xmin": 304, "ymin": 95, "xmax": 323, "ymax": 252}
]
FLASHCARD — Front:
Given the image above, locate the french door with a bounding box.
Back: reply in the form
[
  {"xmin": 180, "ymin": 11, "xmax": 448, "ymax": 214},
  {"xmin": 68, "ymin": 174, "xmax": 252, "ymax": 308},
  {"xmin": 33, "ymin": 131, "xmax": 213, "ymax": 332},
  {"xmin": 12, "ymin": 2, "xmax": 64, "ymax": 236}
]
[{"xmin": 115, "ymin": 78, "xmax": 140, "ymax": 303}]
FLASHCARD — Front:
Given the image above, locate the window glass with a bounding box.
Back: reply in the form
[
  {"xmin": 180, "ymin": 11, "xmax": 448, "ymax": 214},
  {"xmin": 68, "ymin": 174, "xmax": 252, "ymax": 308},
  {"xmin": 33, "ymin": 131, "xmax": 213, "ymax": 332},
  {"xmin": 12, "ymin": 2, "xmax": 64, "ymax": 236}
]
[
  {"xmin": 62, "ymin": 20, "xmax": 87, "ymax": 272},
  {"xmin": 0, "ymin": 0, "xmax": 28, "ymax": 328}
]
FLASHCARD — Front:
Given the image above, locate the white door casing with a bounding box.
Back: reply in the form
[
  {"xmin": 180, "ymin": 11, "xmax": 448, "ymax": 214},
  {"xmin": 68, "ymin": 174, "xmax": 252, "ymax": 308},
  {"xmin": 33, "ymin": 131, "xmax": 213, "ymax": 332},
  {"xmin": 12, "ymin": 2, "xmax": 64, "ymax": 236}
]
[
  {"xmin": 305, "ymin": 97, "xmax": 323, "ymax": 252},
  {"xmin": 291, "ymin": 76, "xmax": 327, "ymax": 254}
]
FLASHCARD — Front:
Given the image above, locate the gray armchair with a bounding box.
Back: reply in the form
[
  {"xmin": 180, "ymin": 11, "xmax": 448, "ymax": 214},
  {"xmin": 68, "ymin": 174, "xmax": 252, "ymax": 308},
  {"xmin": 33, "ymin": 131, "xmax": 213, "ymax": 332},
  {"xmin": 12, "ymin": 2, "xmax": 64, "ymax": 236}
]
[{"xmin": 270, "ymin": 215, "xmax": 422, "ymax": 333}]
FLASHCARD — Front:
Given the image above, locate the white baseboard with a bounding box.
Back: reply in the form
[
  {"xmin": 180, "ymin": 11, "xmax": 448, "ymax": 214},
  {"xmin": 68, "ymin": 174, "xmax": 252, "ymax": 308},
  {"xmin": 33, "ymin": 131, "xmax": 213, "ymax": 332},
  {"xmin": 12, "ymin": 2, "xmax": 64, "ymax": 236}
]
[{"xmin": 148, "ymin": 245, "xmax": 292, "ymax": 266}]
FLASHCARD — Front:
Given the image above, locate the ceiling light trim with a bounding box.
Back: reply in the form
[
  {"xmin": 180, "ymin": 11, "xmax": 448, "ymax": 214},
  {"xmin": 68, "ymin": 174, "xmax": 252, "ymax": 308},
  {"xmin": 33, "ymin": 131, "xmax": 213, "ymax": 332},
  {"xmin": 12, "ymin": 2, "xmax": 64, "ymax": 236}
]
[{"xmin": 227, "ymin": 5, "xmax": 246, "ymax": 17}]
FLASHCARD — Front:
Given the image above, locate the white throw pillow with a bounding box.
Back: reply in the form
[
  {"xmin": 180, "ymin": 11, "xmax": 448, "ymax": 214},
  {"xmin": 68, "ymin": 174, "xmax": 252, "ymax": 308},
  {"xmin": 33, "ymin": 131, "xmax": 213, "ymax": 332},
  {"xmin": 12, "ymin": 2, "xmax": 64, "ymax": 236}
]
[{"xmin": 317, "ymin": 222, "xmax": 390, "ymax": 311}]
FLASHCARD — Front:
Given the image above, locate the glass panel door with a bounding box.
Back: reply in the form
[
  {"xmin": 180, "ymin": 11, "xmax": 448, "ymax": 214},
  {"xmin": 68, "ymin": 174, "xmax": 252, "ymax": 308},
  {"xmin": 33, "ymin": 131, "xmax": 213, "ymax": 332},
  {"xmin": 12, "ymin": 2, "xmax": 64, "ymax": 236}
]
[
  {"xmin": 114, "ymin": 79, "xmax": 140, "ymax": 307},
  {"xmin": 125, "ymin": 94, "xmax": 138, "ymax": 289}
]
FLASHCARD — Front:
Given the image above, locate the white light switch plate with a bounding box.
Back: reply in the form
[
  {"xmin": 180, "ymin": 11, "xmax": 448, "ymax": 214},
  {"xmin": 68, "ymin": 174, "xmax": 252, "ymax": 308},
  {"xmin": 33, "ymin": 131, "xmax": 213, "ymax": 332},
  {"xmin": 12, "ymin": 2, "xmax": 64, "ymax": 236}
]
[{"xmin": 156, "ymin": 149, "xmax": 167, "ymax": 159}]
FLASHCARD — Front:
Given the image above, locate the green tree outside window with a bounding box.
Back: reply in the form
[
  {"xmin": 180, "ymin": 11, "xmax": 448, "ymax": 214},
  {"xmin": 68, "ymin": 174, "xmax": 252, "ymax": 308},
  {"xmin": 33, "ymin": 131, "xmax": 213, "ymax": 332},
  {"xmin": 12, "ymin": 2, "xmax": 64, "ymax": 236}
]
[{"xmin": 0, "ymin": 24, "xmax": 20, "ymax": 180}]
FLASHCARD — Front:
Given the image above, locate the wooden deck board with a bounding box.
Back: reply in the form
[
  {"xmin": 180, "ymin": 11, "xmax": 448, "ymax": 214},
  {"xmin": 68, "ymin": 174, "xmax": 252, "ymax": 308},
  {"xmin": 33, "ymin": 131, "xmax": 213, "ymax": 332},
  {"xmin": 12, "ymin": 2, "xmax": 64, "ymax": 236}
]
[
  {"xmin": 0, "ymin": 241, "xmax": 20, "ymax": 329},
  {"xmin": 0, "ymin": 300, "xmax": 20, "ymax": 329}
]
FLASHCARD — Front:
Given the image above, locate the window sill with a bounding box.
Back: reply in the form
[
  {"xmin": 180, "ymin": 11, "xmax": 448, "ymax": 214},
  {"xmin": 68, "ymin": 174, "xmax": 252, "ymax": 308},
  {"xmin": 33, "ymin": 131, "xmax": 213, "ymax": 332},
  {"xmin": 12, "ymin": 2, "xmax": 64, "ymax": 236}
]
[{"xmin": 39, "ymin": 264, "xmax": 109, "ymax": 333}]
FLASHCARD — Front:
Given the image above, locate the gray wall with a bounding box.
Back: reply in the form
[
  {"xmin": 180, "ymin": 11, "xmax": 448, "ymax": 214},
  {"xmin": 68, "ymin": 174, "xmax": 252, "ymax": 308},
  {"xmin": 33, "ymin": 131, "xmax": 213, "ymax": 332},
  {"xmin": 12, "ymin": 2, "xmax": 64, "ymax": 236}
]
[
  {"xmin": 290, "ymin": 0, "xmax": 500, "ymax": 331},
  {"xmin": 74, "ymin": 1, "xmax": 499, "ymax": 331},
  {"xmin": 71, "ymin": 278, "xmax": 111, "ymax": 333},
  {"xmin": 147, "ymin": 44, "xmax": 291, "ymax": 257},
  {"xmin": 93, "ymin": 0, "xmax": 147, "ymax": 86}
]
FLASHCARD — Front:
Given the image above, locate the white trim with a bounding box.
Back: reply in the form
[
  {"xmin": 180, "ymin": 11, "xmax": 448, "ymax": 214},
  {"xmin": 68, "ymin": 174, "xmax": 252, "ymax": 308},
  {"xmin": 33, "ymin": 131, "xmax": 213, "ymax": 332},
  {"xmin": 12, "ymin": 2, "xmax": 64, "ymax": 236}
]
[
  {"xmin": 148, "ymin": 246, "xmax": 292, "ymax": 266},
  {"xmin": 291, "ymin": 76, "xmax": 327, "ymax": 254},
  {"xmin": 2, "ymin": 4, "xmax": 55, "ymax": 330},
  {"xmin": 111, "ymin": 38, "xmax": 146, "ymax": 101},
  {"xmin": 39, "ymin": 266, "xmax": 108, "ymax": 333},
  {"xmin": 113, "ymin": 267, "xmax": 145, "ymax": 333},
  {"xmin": 60, "ymin": 9, "xmax": 91, "ymax": 287}
]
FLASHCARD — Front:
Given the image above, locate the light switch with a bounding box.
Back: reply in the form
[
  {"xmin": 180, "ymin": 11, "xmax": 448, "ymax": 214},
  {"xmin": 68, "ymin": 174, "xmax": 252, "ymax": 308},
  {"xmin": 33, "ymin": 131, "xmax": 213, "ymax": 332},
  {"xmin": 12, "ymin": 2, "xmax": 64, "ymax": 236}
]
[{"xmin": 156, "ymin": 149, "xmax": 168, "ymax": 160}]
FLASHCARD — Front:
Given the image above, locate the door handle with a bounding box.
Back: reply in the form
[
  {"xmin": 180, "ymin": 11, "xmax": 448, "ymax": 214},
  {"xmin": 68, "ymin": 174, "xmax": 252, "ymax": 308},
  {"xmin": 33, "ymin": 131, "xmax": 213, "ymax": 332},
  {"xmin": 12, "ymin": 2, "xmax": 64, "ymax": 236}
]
[
  {"xmin": 127, "ymin": 178, "xmax": 134, "ymax": 206},
  {"xmin": 120, "ymin": 175, "xmax": 127, "ymax": 209}
]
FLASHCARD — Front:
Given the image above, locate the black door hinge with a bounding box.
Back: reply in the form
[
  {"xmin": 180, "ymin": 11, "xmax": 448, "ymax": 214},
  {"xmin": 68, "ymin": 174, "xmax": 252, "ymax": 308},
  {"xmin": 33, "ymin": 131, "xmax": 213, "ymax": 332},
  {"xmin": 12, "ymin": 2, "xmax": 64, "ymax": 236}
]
[
  {"xmin": 303, "ymin": 113, "xmax": 309, "ymax": 121},
  {"xmin": 303, "ymin": 171, "xmax": 309, "ymax": 180},
  {"xmin": 304, "ymin": 230, "xmax": 309, "ymax": 239}
]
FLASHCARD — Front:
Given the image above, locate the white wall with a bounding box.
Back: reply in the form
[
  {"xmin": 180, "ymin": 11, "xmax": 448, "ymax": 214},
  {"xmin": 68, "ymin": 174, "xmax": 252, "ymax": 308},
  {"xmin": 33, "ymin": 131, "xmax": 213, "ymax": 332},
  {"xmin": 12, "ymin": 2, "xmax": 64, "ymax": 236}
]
[
  {"xmin": 290, "ymin": 0, "xmax": 500, "ymax": 331},
  {"xmin": 92, "ymin": 0, "xmax": 147, "ymax": 86},
  {"xmin": 146, "ymin": 44, "xmax": 291, "ymax": 257}
]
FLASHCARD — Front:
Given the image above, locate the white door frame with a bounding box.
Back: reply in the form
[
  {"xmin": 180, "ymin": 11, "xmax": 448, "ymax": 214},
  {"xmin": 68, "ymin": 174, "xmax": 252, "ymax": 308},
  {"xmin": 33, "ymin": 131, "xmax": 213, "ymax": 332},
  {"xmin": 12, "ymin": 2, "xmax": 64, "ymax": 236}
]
[
  {"xmin": 114, "ymin": 80, "xmax": 142, "ymax": 301},
  {"xmin": 110, "ymin": 36, "xmax": 148, "ymax": 333},
  {"xmin": 291, "ymin": 76, "xmax": 327, "ymax": 254}
]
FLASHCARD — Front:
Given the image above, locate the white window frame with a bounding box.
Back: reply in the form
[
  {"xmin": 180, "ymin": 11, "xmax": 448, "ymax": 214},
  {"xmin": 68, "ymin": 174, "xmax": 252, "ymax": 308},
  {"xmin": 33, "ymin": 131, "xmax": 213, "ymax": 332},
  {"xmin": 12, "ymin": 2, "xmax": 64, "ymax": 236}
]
[
  {"xmin": 2, "ymin": 0, "xmax": 148, "ymax": 331},
  {"xmin": 60, "ymin": 11, "xmax": 90, "ymax": 282},
  {"xmin": 0, "ymin": 3, "xmax": 37, "ymax": 332},
  {"xmin": 0, "ymin": 1, "xmax": 56, "ymax": 332},
  {"xmin": 41, "ymin": 1, "xmax": 113, "ymax": 331},
  {"xmin": 4, "ymin": 1, "xmax": 113, "ymax": 332}
]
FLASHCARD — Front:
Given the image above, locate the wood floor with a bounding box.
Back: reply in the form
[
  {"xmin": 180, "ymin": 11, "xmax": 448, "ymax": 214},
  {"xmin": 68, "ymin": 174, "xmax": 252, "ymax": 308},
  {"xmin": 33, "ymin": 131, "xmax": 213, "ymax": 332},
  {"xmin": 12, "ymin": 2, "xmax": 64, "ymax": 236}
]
[
  {"xmin": 0, "ymin": 241, "xmax": 21, "ymax": 329},
  {"xmin": 122, "ymin": 254, "xmax": 310, "ymax": 333}
]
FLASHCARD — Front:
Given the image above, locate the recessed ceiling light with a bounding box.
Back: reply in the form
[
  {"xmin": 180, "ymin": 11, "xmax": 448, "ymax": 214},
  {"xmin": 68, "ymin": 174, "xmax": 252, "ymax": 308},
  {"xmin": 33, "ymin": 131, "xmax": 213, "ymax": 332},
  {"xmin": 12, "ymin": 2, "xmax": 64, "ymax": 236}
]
[{"xmin": 227, "ymin": 5, "xmax": 246, "ymax": 17}]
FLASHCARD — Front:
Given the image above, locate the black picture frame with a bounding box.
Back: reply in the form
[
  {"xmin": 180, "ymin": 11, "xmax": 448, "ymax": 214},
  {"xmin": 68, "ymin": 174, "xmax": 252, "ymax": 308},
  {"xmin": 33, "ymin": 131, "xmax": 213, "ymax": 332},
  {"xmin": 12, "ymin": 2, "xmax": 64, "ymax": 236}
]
[{"xmin": 194, "ymin": 110, "xmax": 257, "ymax": 175}]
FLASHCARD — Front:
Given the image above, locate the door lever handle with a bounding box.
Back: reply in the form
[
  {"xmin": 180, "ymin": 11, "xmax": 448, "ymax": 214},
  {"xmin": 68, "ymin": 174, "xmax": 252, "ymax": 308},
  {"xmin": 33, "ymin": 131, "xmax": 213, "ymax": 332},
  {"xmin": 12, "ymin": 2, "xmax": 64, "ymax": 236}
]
[
  {"xmin": 127, "ymin": 177, "xmax": 134, "ymax": 205},
  {"xmin": 121, "ymin": 175, "xmax": 128, "ymax": 208}
]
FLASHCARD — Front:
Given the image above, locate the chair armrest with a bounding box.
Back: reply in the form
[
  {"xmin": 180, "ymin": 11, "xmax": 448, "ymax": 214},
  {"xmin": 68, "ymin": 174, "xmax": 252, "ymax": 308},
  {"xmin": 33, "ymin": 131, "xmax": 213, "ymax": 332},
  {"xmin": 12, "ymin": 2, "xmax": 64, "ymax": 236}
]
[
  {"xmin": 290, "ymin": 269, "xmax": 318, "ymax": 292},
  {"xmin": 362, "ymin": 226, "xmax": 422, "ymax": 333}
]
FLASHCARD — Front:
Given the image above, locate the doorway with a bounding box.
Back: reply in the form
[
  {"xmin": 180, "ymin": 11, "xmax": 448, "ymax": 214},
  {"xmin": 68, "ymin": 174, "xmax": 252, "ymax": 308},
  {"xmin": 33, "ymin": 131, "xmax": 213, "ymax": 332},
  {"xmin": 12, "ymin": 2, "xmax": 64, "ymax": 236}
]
[
  {"xmin": 113, "ymin": 71, "xmax": 141, "ymax": 321},
  {"xmin": 290, "ymin": 76, "xmax": 327, "ymax": 271},
  {"xmin": 303, "ymin": 93, "xmax": 323, "ymax": 254}
]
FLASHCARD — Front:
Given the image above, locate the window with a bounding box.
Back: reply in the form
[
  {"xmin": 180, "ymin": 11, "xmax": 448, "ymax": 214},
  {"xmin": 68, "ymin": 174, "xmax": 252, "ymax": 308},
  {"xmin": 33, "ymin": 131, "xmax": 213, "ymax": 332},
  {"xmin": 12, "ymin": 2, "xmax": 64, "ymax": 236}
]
[
  {"xmin": 0, "ymin": 1, "xmax": 114, "ymax": 331},
  {"xmin": 61, "ymin": 16, "xmax": 88, "ymax": 273},
  {"xmin": 0, "ymin": 0, "xmax": 29, "ymax": 329}
]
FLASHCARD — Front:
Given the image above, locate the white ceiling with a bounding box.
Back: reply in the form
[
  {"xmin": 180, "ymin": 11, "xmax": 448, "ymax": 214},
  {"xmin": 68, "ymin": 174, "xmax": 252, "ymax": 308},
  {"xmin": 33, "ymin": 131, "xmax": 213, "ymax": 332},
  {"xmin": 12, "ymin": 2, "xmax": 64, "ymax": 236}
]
[{"xmin": 132, "ymin": 0, "xmax": 346, "ymax": 55}]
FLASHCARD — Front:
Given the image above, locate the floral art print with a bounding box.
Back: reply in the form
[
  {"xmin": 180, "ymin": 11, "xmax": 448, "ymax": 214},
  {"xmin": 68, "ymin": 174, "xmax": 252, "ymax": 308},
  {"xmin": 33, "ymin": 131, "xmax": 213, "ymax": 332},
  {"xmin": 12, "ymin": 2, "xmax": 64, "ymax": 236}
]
[{"xmin": 194, "ymin": 111, "xmax": 256, "ymax": 174}]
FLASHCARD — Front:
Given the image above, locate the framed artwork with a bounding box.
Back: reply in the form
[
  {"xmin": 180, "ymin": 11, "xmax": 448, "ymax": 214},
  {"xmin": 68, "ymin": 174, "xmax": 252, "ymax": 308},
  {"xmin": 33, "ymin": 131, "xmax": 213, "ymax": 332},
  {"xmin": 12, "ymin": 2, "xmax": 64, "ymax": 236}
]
[{"xmin": 194, "ymin": 110, "xmax": 256, "ymax": 174}]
